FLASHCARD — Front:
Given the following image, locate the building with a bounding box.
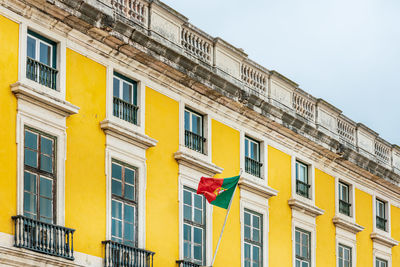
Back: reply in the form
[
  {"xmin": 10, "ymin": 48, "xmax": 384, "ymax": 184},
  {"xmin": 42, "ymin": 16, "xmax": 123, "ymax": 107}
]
[{"xmin": 0, "ymin": 0, "xmax": 399, "ymax": 266}]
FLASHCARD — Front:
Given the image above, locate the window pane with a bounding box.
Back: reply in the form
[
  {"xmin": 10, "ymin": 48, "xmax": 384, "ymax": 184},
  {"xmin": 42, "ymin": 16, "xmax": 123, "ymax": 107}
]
[
  {"xmin": 184, "ymin": 110, "xmax": 190, "ymax": 131},
  {"xmin": 245, "ymin": 139, "xmax": 249, "ymax": 157},
  {"xmin": 112, "ymin": 200, "xmax": 122, "ymax": 219},
  {"xmin": 41, "ymin": 137, "xmax": 53, "ymax": 155},
  {"xmin": 122, "ymin": 82, "xmax": 132, "ymax": 103},
  {"xmin": 244, "ymin": 243, "xmax": 251, "ymax": 259},
  {"xmin": 125, "ymin": 184, "xmax": 134, "ymax": 200},
  {"xmin": 24, "ymin": 149, "xmax": 38, "ymax": 168},
  {"xmin": 183, "ymin": 224, "xmax": 191, "ymax": 241},
  {"xmin": 39, "ymin": 42, "xmax": 51, "ymax": 66},
  {"xmin": 125, "ymin": 168, "xmax": 134, "ymax": 184},
  {"xmin": 194, "ymin": 209, "xmax": 202, "ymax": 224},
  {"xmin": 253, "ymin": 229, "xmax": 260, "ymax": 242},
  {"xmin": 124, "ymin": 204, "xmax": 135, "ymax": 223},
  {"xmin": 25, "ymin": 131, "xmax": 38, "ymax": 149},
  {"xmin": 253, "ymin": 246, "xmax": 260, "ymax": 265},
  {"xmin": 253, "ymin": 215, "xmax": 260, "ymax": 228},
  {"xmin": 184, "ymin": 205, "xmax": 192, "ymax": 221},
  {"xmin": 194, "ymin": 195, "xmax": 202, "ymax": 209},
  {"xmin": 194, "ymin": 227, "xmax": 202, "ymax": 245},
  {"xmin": 40, "ymin": 154, "xmax": 53, "ymax": 173},
  {"xmin": 251, "ymin": 142, "xmax": 258, "ymax": 160},
  {"xmin": 339, "ymin": 260, "xmax": 343, "ymax": 267},
  {"xmin": 24, "ymin": 172, "xmax": 37, "ymax": 193},
  {"xmin": 124, "ymin": 222, "xmax": 134, "ymax": 242},
  {"xmin": 112, "ymin": 179, "xmax": 122, "ymax": 196},
  {"xmin": 244, "ymin": 225, "xmax": 251, "ymax": 240},
  {"xmin": 39, "ymin": 197, "xmax": 52, "ymax": 219},
  {"xmin": 244, "ymin": 212, "xmax": 251, "ymax": 225},
  {"xmin": 192, "ymin": 114, "xmax": 201, "ymax": 135},
  {"xmin": 193, "ymin": 244, "xmax": 202, "ymax": 261},
  {"xmin": 302, "ymin": 262, "xmax": 309, "ymax": 267},
  {"xmin": 24, "ymin": 192, "xmax": 37, "ymax": 214},
  {"xmin": 184, "ymin": 241, "xmax": 191, "ymax": 259},
  {"xmin": 112, "ymin": 163, "xmax": 122, "ymax": 180},
  {"xmin": 184, "ymin": 190, "xmax": 192, "ymax": 205},
  {"xmin": 296, "ymin": 260, "xmax": 300, "ymax": 267},
  {"xmin": 113, "ymin": 78, "xmax": 120, "ymax": 97},
  {"xmin": 39, "ymin": 177, "xmax": 52, "ymax": 198},
  {"xmin": 295, "ymin": 230, "xmax": 300, "ymax": 243},
  {"xmin": 112, "ymin": 219, "xmax": 122, "ymax": 238},
  {"xmin": 27, "ymin": 36, "xmax": 36, "ymax": 59}
]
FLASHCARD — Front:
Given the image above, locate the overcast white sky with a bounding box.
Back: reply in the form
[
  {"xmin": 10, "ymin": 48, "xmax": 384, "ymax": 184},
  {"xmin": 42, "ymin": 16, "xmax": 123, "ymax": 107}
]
[{"xmin": 162, "ymin": 0, "xmax": 400, "ymax": 145}]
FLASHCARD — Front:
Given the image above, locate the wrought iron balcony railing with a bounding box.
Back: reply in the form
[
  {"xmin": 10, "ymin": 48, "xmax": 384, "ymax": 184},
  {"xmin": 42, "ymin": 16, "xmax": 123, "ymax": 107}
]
[
  {"xmin": 103, "ymin": 240, "xmax": 155, "ymax": 267},
  {"xmin": 339, "ymin": 200, "xmax": 351, "ymax": 216},
  {"xmin": 12, "ymin": 215, "xmax": 75, "ymax": 260},
  {"xmin": 184, "ymin": 130, "xmax": 206, "ymax": 154},
  {"xmin": 376, "ymin": 216, "xmax": 387, "ymax": 231},
  {"xmin": 113, "ymin": 96, "xmax": 139, "ymax": 125},
  {"xmin": 296, "ymin": 180, "xmax": 311, "ymax": 199},
  {"xmin": 245, "ymin": 156, "xmax": 262, "ymax": 178},
  {"xmin": 176, "ymin": 260, "xmax": 201, "ymax": 267},
  {"xmin": 26, "ymin": 57, "xmax": 58, "ymax": 90}
]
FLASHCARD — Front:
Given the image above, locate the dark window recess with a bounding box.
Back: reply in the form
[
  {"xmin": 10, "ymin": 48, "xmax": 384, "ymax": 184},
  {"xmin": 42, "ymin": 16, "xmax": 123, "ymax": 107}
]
[
  {"xmin": 12, "ymin": 215, "xmax": 75, "ymax": 260},
  {"xmin": 245, "ymin": 157, "xmax": 262, "ymax": 178},
  {"xmin": 244, "ymin": 136, "xmax": 262, "ymax": 178},
  {"xmin": 296, "ymin": 180, "xmax": 311, "ymax": 199},
  {"xmin": 184, "ymin": 109, "xmax": 206, "ymax": 154},
  {"xmin": 184, "ymin": 130, "xmax": 206, "ymax": 154},
  {"xmin": 376, "ymin": 199, "xmax": 387, "ymax": 231},
  {"xmin": 113, "ymin": 72, "xmax": 138, "ymax": 125},
  {"xmin": 26, "ymin": 30, "xmax": 58, "ymax": 90},
  {"xmin": 339, "ymin": 200, "xmax": 351, "ymax": 216},
  {"xmin": 176, "ymin": 260, "xmax": 201, "ymax": 267},
  {"xmin": 295, "ymin": 161, "xmax": 310, "ymax": 199},
  {"xmin": 103, "ymin": 240, "xmax": 155, "ymax": 267}
]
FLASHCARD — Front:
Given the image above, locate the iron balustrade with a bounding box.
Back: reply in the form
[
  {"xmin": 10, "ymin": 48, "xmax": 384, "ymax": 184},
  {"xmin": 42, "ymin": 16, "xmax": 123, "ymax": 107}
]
[
  {"xmin": 12, "ymin": 215, "xmax": 75, "ymax": 260},
  {"xmin": 376, "ymin": 216, "xmax": 387, "ymax": 231},
  {"xmin": 26, "ymin": 57, "xmax": 58, "ymax": 90},
  {"xmin": 113, "ymin": 97, "xmax": 139, "ymax": 125},
  {"xmin": 184, "ymin": 130, "xmax": 206, "ymax": 154},
  {"xmin": 339, "ymin": 200, "xmax": 351, "ymax": 216},
  {"xmin": 245, "ymin": 157, "xmax": 263, "ymax": 178},
  {"xmin": 296, "ymin": 180, "xmax": 311, "ymax": 199},
  {"xmin": 176, "ymin": 260, "xmax": 201, "ymax": 267},
  {"xmin": 103, "ymin": 240, "xmax": 155, "ymax": 267}
]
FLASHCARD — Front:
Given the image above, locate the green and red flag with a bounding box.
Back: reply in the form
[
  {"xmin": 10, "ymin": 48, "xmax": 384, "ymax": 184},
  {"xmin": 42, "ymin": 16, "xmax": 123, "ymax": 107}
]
[{"xmin": 196, "ymin": 175, "xmax": 240, "ymax": 209}]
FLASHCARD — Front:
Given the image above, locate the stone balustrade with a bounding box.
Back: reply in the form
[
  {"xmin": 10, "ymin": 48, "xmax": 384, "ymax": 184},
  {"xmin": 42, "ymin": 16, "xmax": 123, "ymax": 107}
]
[
  {"xmin": 292, "ymin": 91, "xmax": 316, "ymax": 122},
  {"xmin": 375, "ymin": 139, "xmax": 392, "ymax": 166},
  {"xmin": 112, "ymin": 0, "xmax": 148, "ymax": 26},
  {"xmin": 241, "ymin": 61, "xmax": 268, "ymax": 92},
  {"xmin": 181, "ymin": 25, "xmax": 212, "ymax": 63},
  {"xmin": 337, "ymin": 116, "xmax": 356, "ymax": 146}
]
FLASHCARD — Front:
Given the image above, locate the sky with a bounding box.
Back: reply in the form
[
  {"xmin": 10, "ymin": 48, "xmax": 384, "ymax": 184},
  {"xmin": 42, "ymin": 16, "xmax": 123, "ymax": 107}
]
[{"xmin": 162, "ymin": 0, "xmax": 400, "ymax": 146}]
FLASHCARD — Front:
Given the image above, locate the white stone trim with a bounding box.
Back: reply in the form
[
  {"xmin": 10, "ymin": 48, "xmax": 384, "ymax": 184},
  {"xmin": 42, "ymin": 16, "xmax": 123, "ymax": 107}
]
[
  {"xmin": 291, "ymin": 216, "xmax": 317, "ymax": 267},
  {"xmin": 16, "ymin": 99, "xmax": 67, "ymax": 226},
  {"xmin": 239, "ymin": 189, "xmax": 269, "ymax": 267},
  {"xmin": 334, "ymin": 176, "xmax": 356, "ymax": 222},
  {"xmin": 373, "ymin": 248, "xmax": 392, "ymax": 267},
  {"xmin": 105, "ymin": 135, "xmax": 148, "ymax": 248},
  {"xmin": 291, "ymin": 155, "xmax": 316, "ymax": 205},
  {"xmin": 372, "ymin": 194, "xmax": 392, "ymax": 236},
  {"xmin": 335, "ymin": 232, "xmax": 357, "ymax": 267},
  {"xmin": 178, "ymin": 166, "xmax": 213, "ymax": 266}
]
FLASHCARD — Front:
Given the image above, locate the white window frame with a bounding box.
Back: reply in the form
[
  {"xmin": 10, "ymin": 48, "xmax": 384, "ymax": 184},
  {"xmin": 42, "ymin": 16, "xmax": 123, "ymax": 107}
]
[
  {"xmin": 337, "ymin": 243, "xmax": 352, "ymax": 267},
  {"xmin": 335, "ymin": 232, "xmax": 357, "ymax": 267},
  {"xmin": 374, "ymin": 251, "xmax": 391, "ymax": 267},
  {"xmin": 292, "ymin": 217, "xmax": 316, "ymax": 267},
  {"xmin": 240, "ymin": 190, "xmax": 268, "ymax": 267},
  {"xmin": 334, "ymin": 177, "xmax": 356, "ymax": 222},
  {"xmin": 291, "ymin": 155, "xmax": 315, "ymax": 205},
  {"xmin": 27, "ymin": 32, "xmax": 54, "ymax": 67},
  {"xmin": 372, "ymin": 195, "xmax": 391, "ymax": 236},
  {"xmin": 178, "ymin": 169, "xmax": 213, "ymax": 266},
  {"xmin": 105, "ymin": 136, "xmax": 147, "ymax": 248}
]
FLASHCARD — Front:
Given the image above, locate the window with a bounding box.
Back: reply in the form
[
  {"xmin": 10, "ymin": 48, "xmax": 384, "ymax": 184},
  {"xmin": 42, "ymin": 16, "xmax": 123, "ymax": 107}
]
[
  {"xmin": 113, "ymin": 72, "xmax": 138, "ymax": 125},
  {"xmin": 376, "ymin": 199, "xmax": 387, "ymax": 231},
  {"xmin": 376, "ymin": 258, "xmax": 388, "ymax": 267},
  {"xmin": 295, "ymin": 161, "xmax": 310, "ymax": 199},
  {"xmin": 295, "ymin": 228, "xmax": 311, "ymax": 267},
  {"xmin": 23, "ymin": 128, "xmax": 56, "ymax": 223},
  {"xmin": 184, "ymin": 109, "xmax": 206, "ymax": 154},
  {"xmin": 244, "ymin": 137, "xmax": 262, "ymax": 178},
  {"xmin": 26, "ymin": 30, "xmax": 58, "ymax": 90},
  {"xmin": 244, "ymin": 210, "xmax": 262, "ymax": 267},
  {"xmin": 338, "ymin": 182, "xmax": 351, "ymax": 216},
  {"xmin": 111, "ymin": 161, "xmax": 137, "ymax": 247},
  {"xmin": 338, "ymin": 244, "xmax": 352, "ymax": 267},
  {"xmin": 183, "ymin": 187, "xmax": 206, "ymax": 265}
]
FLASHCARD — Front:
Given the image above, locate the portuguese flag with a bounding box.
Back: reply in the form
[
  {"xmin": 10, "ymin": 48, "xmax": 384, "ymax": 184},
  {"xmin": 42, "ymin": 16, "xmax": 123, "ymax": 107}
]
[{"xmin": 196, "ymin": 175, "xmax": 240, "ymax": 209}]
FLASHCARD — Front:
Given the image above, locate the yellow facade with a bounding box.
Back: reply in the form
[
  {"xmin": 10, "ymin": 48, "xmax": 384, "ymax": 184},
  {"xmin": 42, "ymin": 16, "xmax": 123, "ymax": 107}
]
[{"xmin": 0, "ymin": 3, "xmax": 400, "ymax": 267}]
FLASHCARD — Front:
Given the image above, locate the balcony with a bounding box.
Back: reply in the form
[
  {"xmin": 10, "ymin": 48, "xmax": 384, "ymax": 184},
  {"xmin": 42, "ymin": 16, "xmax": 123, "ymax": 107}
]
[
  {"xmin": 12, "ymin": 215, "xmax": 75, "ymax": 260},
  {"xmin": 26, "ymin": 57, "xmax": 58, "ymax": 90},
  {"xmin": 176, "ymin": 260, "xmax": 201, "ymax": 267},
  {"xmin": 103, "ymin": 240, "xmax": 155, "ymax": 267},
  {"xmin": 339, "ymin": 200, "xmax": 351, "ymax": 216},
  {"xmin": 184, "ymin": 130, "xmax": 206, "ymax": 154},
  {"xmin": 296, "ymin": 180, "xmax": 311, "ymax": 199},
  {"xmin": 376, "ymin": 216, "xmax": 387, "ymax": 231},
  {"xmin": 113, "ymin": 96, "xmax": 139, "ymax": 125},
  {"xmin": 245, "ymin": 157, "xmax": 262, "ymax": 178}
]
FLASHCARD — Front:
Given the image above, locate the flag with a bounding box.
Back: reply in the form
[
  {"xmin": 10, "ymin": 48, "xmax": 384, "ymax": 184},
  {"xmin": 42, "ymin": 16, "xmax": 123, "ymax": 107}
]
[{"xmin": 196, "ymin": 175, "xmax": 240, "ymax": 209}]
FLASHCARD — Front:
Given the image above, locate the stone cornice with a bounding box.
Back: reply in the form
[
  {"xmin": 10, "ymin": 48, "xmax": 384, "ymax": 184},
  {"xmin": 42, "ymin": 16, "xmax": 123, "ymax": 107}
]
[
  {"xmin": 100, "ymin": 119, "xmax": 157, "ymax": 150},
  {"xmin": 332, "ymin": 216, "xmax": 364, "ymax": 234},
  {"xmin": 11, "ymin": 82, "xmax": 79, "ymax": 117},
  {"xmin": 174, "ymin": 150, "xmax": 223, "ymax": 176},
  {"xmin": 288, "ymin": 198, "xmax": 324, "ymax": 218},
  {"xmin": 370, "ymin": 232, "xmax": 399, "ymax": 248},
  {"xmin": 238, "ymin": 177, "xmax": 278, "ymax": 199}
]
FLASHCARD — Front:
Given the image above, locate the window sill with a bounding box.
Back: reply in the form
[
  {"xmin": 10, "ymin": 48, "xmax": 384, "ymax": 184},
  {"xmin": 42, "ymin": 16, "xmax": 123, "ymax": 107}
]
[
  {"xmin": 370, "ymin": 232, "xmax": 399, "ymax": 248},
  {"xmin": 100, "ymin": 119, "xmax": 157, "ymax": 149},
  {"xmin": 288, "ymin": 198, "xmax": 324, "ymax": 218},
  {"xmin": 332, "ymin": 216, "xmax": 364, "ymax": 234},
  {"xmin": 238, "ymin": 175, "xmax": 278, "ymax": 199},
  {"xmin": 11, "ymin": 81, "xmax": 79, "ymax": 117},
  {"xmin": 174, "ymin": 150, "xmax": 223, "ymax": 176}
]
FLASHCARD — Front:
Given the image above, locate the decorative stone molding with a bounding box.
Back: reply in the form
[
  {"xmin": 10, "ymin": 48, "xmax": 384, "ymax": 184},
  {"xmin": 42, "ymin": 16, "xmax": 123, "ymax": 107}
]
[
  {"xmin": 288, "ymin": 198, "xmax": 324, "ymax": 218},
  {"xmin": 332, "ymin": 216, "xmax": 364, "ymax": 234},
  {"xmin": 174, "ymin": 150, "xmax": 223, "ymax": 177},
  {"xmin": 370, "ymin": 232, "xmax": 399, "ymax": 248},
  {"xmin": 316, "ymin": 99, "xmax": 341, "ymax": 138},
  {"xmin": 357, "ymin": 123, "xmax": 378, "ymax": 157},
  {"xmin": 214, "ymin": 38, "xmax": 246, "ymax": 79},
  {"xmin": 238, "ymin": 177, "xmax": 278, "ymax": 199},
  {"xmin": 11, "ymin": 82, "xmax": 79, "ymax": 117},
  {"xmin": 100, "ymin": 119, "xmax": 157, "ymax": 150}
]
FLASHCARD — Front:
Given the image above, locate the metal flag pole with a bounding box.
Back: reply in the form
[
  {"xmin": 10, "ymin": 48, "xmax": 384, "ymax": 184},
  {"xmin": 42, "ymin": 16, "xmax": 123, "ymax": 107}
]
[{"xmin": 210, "ymin": 169, "xmax": 242, "ymax": 267}]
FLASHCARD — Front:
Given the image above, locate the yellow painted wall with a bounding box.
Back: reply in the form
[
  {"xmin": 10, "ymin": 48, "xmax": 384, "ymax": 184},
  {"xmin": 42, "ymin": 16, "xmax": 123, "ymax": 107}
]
[
  {"xmin": 145, "ymin": 88, "xmax": 180, "ymax": 265},
  {"xmin": 65, "ymin": 49, "xmax": 106, "ymax": 257},
  {"xmin": 315, "ymin": 169, "xmax": 336, "ymax": 267},
  {"xmin": 0, "ymin": 15, "xmax": 19, "ymax": 234},
  {"xmin": 392, "ymin": 205, "xmax": 400, "ymax": 267},
  {"xmin": 211, "ymin": 119, "xmax": 240, "ymax": 267},
  {"xmin": 268, "ymin": 146, "xmax": 292, "ymax": 267},
  {"xmin": 355, "ymin": 188, "xmax": 373, "ymax": 267}
]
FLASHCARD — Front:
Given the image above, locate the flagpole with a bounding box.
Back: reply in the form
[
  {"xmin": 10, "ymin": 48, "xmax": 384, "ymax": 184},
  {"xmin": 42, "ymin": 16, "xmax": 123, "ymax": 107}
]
[{"xmin": 210, "ymin": 169, "xmax": 242, "ymax": 267}]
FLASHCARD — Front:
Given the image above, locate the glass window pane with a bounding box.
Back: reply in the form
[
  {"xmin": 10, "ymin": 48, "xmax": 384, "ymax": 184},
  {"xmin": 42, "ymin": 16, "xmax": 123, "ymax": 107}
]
[
  {"xmin": 112, "ymin": 163, "xmax": 122, "ymax": 180},
  {"xmin": 194, "ymin": 209, "xmax": 202, "ymax": 224},
  {"xmin": 192, "ymin": 114, "xmax": 201, "ymax": 135},
  {"xmin": 39, "ymin": 197, "xmax": 52, "ymax": 219},
  {"xmin": 296, "ymin": 260, "xmax": 301, "ymax": 267},
  {"xmin": 24, "ymin": 172, "xmax": 37, "ymax": 192},
  {"xmin": 124, "ymin": 222, "xmax": 134, "ymax": 242},
  {"xmin": 251, "ymin": 142, "xmax": 258, "ymax": 160},
  {"xmin": 112, "ymin": 218, "xmax": 122, "ymax": 238},
  {"xmin": 295, "ymin": 230, "xmax": 300, "ymax": 243},
  {"xmin": 39, "ymin": 42, "xmax": 51, "ymax": 66},
  {"xmin": 183, "ymin": 190, "xmax": 192, "ymax": 205},
  {"xmin": 193, "ymin": 227, "xmax": 202, "ymax": 244},
  {"xmin": 253, "ymin": 215, "xmax": 260, "ymax": 228},
  {"xmin": 39, "ymin": 177, "xmax": 52, "ymax": 198},
  {"xmin": 112, "ymin": 179, "xmax": 122, "ymax": 196},
  {"xmin": 24, "ymin": 192, "xmax": 37, "ymax": 213},
  {"xmin": 244, "ymin": 243, "xmax": 251, "ymax": 258},
  {"xmin": 125, "ymin": 184, "xmax": 134, "ymax": 200},
  {"xmin": 339, "ymin": 260, "xmax": 343, "ymax": 267},
  {"xmin": 245, "ymin": 139, "xmax": 249, "ymax": 157},
  {"xmin": 244, "ymin": 225, "xmax": 251, "ymax": 240},
  {"xmin": 25, "ymin": 149, "xmax": 38, "ymax": 168},
  {"xmin": 113, "ymin": 78, "xmax": 120, "ymax": 98},
  {"xmin": 27, "ymin": 36, "xmax": 36, "ymax": 59},
  {"xmin": 194, "ymin": 195, "xmax": 202, "ymax": 209},
  {"xmin": 183, "ymin": 224, "xmax": 191, "ymax": 241},
  {"xmin": 184, "ymin": 205, "xmax": 192, "ymax": 221},
  {"xmin": 40, "ymin": 154, "xmax": 52, "ymax": 173},
  {"xmin": 122, "ymin": 82, "xmax": 132, "ymax": 103},
  {"xmin": 253, "ymin": 246, "xmax": 260, "ymax": 263},
  {"xmin": 124, "ymin": 204, "xmax": 134, "ymax": 223},
  {"xmin": 184, "ymin": 111, "xmax": 190, "ymax": 131},
  {"xmin": 41, "ymin": 137, "xmax": 53, "ymax": 155},
  {"xmin": 302, "ymin": 262, "xmax": 309, "ymax": 267},
  {"xmin": 184, "ymin": 242, "xmax": 191, "ymax": 258},
  {"xmin": 253, "ymin": 229, "xmax": 260, "ymax": 242},
  {"xmin": 112, "ymin": 200, "xmax": 122, "ymax": 219},
  {"xmin": 25, "ymin": 131, "xmax": 38, "ymax": 149},
  {"xmin": 244, "ymin": 212, "xmax": 251, "ymax": 225},
  {"xmin": 194, "ymin": 245, "xmax": 202, "ymax": 260},
  {"xmin": 125, "ymin": 168, "xmax": 134, "ymax": 184}
]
